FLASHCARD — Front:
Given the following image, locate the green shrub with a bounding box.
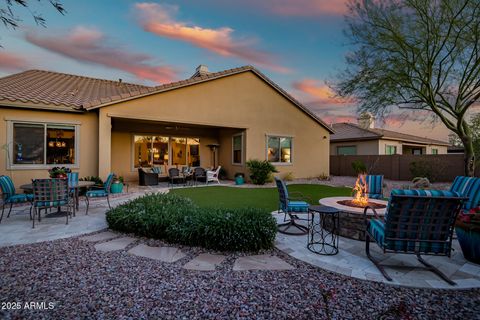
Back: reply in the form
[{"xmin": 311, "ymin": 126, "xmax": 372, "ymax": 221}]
[
  {"xmin": 409, "ymin": 160, "xmax": 435, "ymax": 182},
  {"xmin": 351, "ymin": 160, "xmax": 367, "ymax": 175},
  {"xmin": 246, "ymin": 159, "xmax": 278, "ymax": 185},
  {"xmin": 106, "ymin": 193, "xmax": 277, "ymax": 252}
]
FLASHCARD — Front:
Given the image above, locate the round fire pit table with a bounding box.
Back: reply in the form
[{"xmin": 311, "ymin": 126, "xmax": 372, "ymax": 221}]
[
  {"xmin": 307, "ymin": 205, "xmax": 341, "ymax": 255},
  {"xmin": 319, "ymin": 197, "xmax": 388, "ymax": 241}
]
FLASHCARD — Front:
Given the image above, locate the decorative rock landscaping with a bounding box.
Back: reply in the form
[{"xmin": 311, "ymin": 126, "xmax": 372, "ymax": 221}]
[{"xmin": 0, "ymin": 230, "xmax": 479, "ymax": 319}]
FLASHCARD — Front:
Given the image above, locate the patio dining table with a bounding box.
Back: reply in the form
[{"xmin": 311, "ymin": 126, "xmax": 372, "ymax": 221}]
[{"xmin": 20, "ymin": 181, "xmax": 95, "ymax": 212}]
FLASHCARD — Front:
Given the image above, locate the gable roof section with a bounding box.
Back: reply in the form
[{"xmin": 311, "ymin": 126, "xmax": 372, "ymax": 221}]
[
  {"xmin": 331, "ymin": 122, "xmax": 448, "ymax": 146},
  {"xmin": 0, "ymin": 66, "xmax": 333, "ymax": 133},
  {"xmin": 83, "ymin": 66, "xmax": 334, "ymax": 133},
  {"xmin": 0, "ymin": 70, "xmax": 152, "ymax": 112}
]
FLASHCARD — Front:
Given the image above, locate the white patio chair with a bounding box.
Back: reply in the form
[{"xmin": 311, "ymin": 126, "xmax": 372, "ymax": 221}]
[{"xmin": 206, "ymin": 166, "xmax": 221, "ymax": 184}]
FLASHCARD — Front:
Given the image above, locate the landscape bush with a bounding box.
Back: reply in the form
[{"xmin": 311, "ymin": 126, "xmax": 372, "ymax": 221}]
[
  {"xmin": 106, "ymin": 193, "xmax": 277, "ymax": 251},
  {"xmin": 246, "ymin": 159, "xmax": 278, "ymax": 185},
  {"xmin": 351, "ymin": 160, "xmax": 367, "ymax": 175}
]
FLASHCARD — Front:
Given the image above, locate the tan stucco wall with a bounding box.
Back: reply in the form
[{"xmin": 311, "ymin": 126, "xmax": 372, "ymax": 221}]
[
  {"xmin": 0, "ymin": 108, "xmax": 98, "ymax": 187},
  {"xmin": 426, "ymin": 145, "xmax": 448, "ymax": 154},
  {"xmin": 330, "ymin": 140, "xmax": 379, "ymax": 155},
  {"xmin": 378, "ymin": 139, "xmax": 403, "ymax": 155},
  {"xmin": 100, "ymin": 71, "xmax": 330, "ymax": 180}
]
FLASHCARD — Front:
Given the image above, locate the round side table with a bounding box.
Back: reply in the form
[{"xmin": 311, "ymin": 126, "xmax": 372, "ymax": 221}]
[{"xmin": 307, "ymin": 205, "xmax": 340, "ymax": 255}]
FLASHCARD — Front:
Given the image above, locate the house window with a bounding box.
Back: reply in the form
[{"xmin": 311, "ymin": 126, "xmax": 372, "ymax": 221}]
[
  {"xmin": 432, "ymin": 148, "xmax": 438, "ymax": 155},
  {"xmin": 133, "ymin": 135, "xmax": 200, "ymax": 168},
  {"xmin": 385, "ymin": 145, "xmax": 397, "ymax": 155},
  {"xmin": 10, "ymin": 121, "xmax": 78, "ymax": 167},
  {"xmin": 267, "ymin": 136, "xmax": 292, "ymax": 163},
  {"xmin": 232, "ymin": 134, "xmax": 243, "ymax": 164},
  {"xmin": 337, "ymin": 146, "xmax": 357, "ymax": 155}
]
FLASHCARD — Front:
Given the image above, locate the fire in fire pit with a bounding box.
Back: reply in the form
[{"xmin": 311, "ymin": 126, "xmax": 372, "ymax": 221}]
[{"xmin": 337, "ymin": 174, "xmax": 387, "ymax": 209}]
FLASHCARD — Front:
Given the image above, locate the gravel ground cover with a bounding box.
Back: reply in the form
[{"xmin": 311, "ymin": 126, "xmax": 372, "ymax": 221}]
[{"xmin": 0, "ymin": 231, "xmax": 478, "ymax": 320}]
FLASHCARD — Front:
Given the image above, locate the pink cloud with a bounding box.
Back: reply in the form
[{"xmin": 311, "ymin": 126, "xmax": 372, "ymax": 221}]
[
  {"xmin": 135, "ymin": 3, "xmax": 290, "ymax": 74},
  {"xmin": 293, "ymin": 79, "xmax": 350, "ymax": 105},
  {"xmin": 25, "ymin": 26, "xmax": 178, "ymax": 84},
  {"xmin": 0, "ymin": 51, "xmax": 30, "ymax": 72},
  {"xmin": 265, "ymin": 0, "xmax": 347, "ymax": 16}
]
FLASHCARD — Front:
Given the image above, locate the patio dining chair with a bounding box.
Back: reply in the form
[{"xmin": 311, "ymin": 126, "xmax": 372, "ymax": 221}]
[
  {"xmin": 207, "ymin": 166, "xmax": 221, "ymax": 184},
  {"xmin": 85, "ymin": 173, "xmax": 114, "ymax": 215},
  {"xmin": 364, "ymin": 189, "xmax": 466, "ymax": 285},
  {"xmin": 168, "ymin": 168, "xmax": 185, "ymax": 188},
  {"xmin": 32, "ymin": 178, "xmax": 72, "ymax": 228},
  {"xmin": 364, "ymin": 175, "xmax": 384, "ymax": 199},
  {"xmin": 275, "ymin": 177, "xmax": 311, "ymax": 235},
  {"xmin": 67, "ymin": 172, "xmax": 78, "ymax": 216},
  {"xmin": 193, "ymin": 167, "xmax": 207, "ymax": 186},
  {"xmin": 0, "ymin": 175, "xmax": 33, "ymax": 223}
]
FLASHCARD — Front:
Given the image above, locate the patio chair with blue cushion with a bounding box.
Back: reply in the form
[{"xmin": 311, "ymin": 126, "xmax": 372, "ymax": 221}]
[
  {"xmin": 67, "ymin": 172, "xmax": 79, "ymax": 215},
  {"xmin": 32, "ymin": 178, "xmax": 72, "ymax": 228},
  {"xmin": 364, "ymin": 175, "xmax": 384, "ymax": 199},
  {"xmin": 275, "ymin": 177, "xmax": 311, "ymax": 235},
  {"xmin": 0, "ymin": 175, "xmax": 33, "ymax": 223},
  {"xmin": 364, "ymin": 189, "xmax": 466, "ymax": 285},
  {"xmin": 449, "ymin": 176, "xmax": 480, "ymax": 211},
  {"xmin": 85, "ymin": 173, "xmax": 114, "ymax": 215}
]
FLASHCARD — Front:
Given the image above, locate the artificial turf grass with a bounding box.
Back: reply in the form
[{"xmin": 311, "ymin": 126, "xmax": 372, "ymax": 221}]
[{"xmin": 169, "ymin": 184, "xmax": 352, "ymax": 211}]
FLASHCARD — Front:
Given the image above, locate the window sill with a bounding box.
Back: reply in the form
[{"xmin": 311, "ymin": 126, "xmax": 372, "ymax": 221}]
[
  {"xmin": 269, "ymin": 162, "xmax": 293, "ymax": 166},
  {"xmin": 7, "ymin": 164, "xmax": 80, "ymax": 170}
]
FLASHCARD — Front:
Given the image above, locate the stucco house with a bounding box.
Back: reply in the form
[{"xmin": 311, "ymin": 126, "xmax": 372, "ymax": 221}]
[
  {"xmin": 330, "ymin": 114, "xmax": 449, "ymax": 156},
  {"xmin": 0, "ymin": 65, "xmax": 333, "ymax": 186}
]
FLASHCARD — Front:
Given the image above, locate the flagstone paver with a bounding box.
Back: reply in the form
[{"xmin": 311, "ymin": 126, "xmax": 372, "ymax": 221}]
[
  {"xmin": 233, "ymin": 254, "xmax": 295, "ymax": 271},
  {"xmin": 80, "ymin": 231, "xmax": 119, "ymax": 242},
  {"xmin": 94, "ymin": 237, "xmax": 137, "ymax": 252},
  {"xmin": 128, "ymin": 244, "xmax": 186, "ymax": 263},
  {"xmin": 183, "ymin": 253, "xmax": 226, "ymax": 271}
]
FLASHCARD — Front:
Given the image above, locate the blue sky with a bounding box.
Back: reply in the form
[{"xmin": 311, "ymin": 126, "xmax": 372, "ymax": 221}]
[{"xmin": 0, "ymin": 0, "xmax": 453, "ymax": 140}]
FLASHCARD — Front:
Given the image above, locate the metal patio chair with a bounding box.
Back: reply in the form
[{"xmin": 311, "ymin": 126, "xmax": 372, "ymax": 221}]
[
  {"xmin": 32, "ymin": 178, "xmax": 72, "ymax": 228},
  {"xmin": 275, "ymin": 177, "xmax": 311, "ymax": 235},
  {"xmin": 0, "ymin": 175, "xmax": 33, "ymax": 223},
  {"xmin": 364, "ymin": 189, "xmax": 466, "ymax": 285},
  {"xmin": 85, "ymin": 173, "xmax": 114, "ymax": 214},
  {"xmin": 364, "ymin": 175, "xmax": 384, "ymax": 199}
]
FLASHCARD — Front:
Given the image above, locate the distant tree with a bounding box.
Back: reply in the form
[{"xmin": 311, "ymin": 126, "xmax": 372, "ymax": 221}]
[
  {"xmin": 334, "ymin": 0, "xmax": 480, "ymax": 176},
  {"xmin": 449, "ymin": 113, "xmax": 480, "ymax": 162},
  {"xmin": 1, "ymin": 0, "xmax": 65, "ymax": 30}
]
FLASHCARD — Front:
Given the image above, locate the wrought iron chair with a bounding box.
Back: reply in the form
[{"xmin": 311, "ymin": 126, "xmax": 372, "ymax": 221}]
[
  {"xmin": 32, "ymin": 178, "xmax": 71, "ymax": 228},
  {"xmin": 364, "ymin": 175, "xmax": 384, "ymax": 199},
  {"xmin": 450, "ymin": 176, "xmax": 480, "ymax": 211},
  {"xmin": 275, "ymin": 177, "xmax": 311, "ymax": 235},
  {"xmin": 207, "ymin": 166, "xmax": 221, "ymax": 184},
  {"xmin": 85, "ymin": 173, "xmax": 115, "ymax": 215},
  {"xmin": 138, "ymin": 168, "xmax": 159, "ymax": 186},
  {"xmin": 193, "ymin": 167, "xmax": 207, "ymax": 186},
  {"xmin": 67, "ymin": 172, "xmax": 79, "ymax": 215},
  {"xmin": 364, "ymin": 189, "xmax": 466, "ymax": 285},
  {"xmin": 168, "ymin": 168, "xmax": 185, "ymax": 188},
  {"xmin": 0, "ymin": 175, "xmax": 33, "ymax": 223}
]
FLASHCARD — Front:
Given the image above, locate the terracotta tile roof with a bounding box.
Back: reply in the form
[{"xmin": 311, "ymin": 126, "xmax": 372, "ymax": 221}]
[
  {"xmin": 0, "ymin": 66, "xmax": 333, "ymax": 133},
  {"xmin": 331, "ymin": 122, "xmax": 449, "ymax": 146},
  {"xmin": 0, "ymin": 70, "xmax": 151, "ymax": 111}
]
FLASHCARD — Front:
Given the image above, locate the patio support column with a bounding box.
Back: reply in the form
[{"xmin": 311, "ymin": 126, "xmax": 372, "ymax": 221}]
[{"xmin": 98, "ymin": 110, "xmax": 112, "ymax": 178}]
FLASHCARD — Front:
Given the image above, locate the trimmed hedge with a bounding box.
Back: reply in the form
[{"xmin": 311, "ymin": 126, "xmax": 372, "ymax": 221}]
[{"xmin": 106, "ymin": 193, "xmax": 277, "ymax": 252}]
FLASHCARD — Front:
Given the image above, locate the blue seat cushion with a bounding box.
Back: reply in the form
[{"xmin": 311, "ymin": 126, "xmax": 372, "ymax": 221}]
[
  {"xmin": 450, "ymin": 176, "xmax": 480, "ymax": 210},
  {"xmin": 34, "ymin": 200, "xmax": 68, "ymax": 207},
  {"xmin": 86, "ymin": 190, "xmax": 108, "ymax": 197},
  {"xmin": 287, "ymin": 201, "xmax": 309, "ymax": 212},
  {"xmin": 368, "ymin": 193, "xmax": 383, "ymax": 199},
  {"xmin": 5, "ymin": 193, "xmax": 33, "ymax": 203}
]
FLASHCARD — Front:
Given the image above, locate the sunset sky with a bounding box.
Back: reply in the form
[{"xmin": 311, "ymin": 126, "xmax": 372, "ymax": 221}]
[{"xmin": 0, "ymin": 0, "xmax": 465, "ymax": 141}]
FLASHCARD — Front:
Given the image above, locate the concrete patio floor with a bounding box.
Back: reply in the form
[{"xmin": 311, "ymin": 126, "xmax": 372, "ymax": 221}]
[{"xmin": 1, "ymin": 183, "xmax": 479, "ymax": 290}]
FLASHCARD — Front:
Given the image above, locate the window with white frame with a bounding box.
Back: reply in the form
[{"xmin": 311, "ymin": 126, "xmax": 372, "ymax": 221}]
[
  {"xmin": 9, "ymin": 121, "xmax": 78, "ymax": 167},
  {"xmin": 431, "ymin": 148, "xmax": 438, "ymax": 155},
  {"xmin": 267, "ymin": 136, "xmax": 292, "ymax": 163},
  {"xmin": 385, "ymin": 145, "xmax": 397, "ymax": 155},
  {"xmin": 232, "ymin": 133, "xmax": 243, "ymax": 164}
]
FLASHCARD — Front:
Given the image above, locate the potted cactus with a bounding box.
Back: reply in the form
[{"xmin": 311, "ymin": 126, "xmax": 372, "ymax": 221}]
[{"xmin": 455, "ymin": 207, "xmax": 480, "ymax": 264}]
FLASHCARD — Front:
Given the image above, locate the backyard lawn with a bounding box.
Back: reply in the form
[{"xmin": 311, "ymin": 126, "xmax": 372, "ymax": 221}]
[{"xmin": 170, "ymin": 184, "xmax": 351, "ymax": 211}]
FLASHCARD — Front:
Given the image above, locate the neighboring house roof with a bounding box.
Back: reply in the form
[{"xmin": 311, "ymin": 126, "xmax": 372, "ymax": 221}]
[
  {"xmin": 0, "ymin": 66, "xmax": 333, "ymax": 133},
  {"xmin": 0, "ymin": 70, "xmax": 151, "ymax": 112},
  {"xmin": 331, "ymin": 122, "xmax": 449, "ymax": 146}
]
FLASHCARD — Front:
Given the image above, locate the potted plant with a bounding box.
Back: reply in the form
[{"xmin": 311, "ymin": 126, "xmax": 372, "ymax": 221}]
[
  {"xmin": 234, "ymin": 172, "xmax": 245, "ymax": 185},
  {"xmin": 110, "ymin": 175, "xmax": 124, "ymax": 194},
  {"xmin": 455, "ymin": 207, "xmax": 480, "ymax": 264},
  {"xmin": 48, "ymin": 166, "xmax": 71, "ymax": 179}
]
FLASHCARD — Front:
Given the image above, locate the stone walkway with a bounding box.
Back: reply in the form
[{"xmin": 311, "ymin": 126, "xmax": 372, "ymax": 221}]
[{"xmin": 81, "ymin": 231, "xmax": 294, "ymax": 271}]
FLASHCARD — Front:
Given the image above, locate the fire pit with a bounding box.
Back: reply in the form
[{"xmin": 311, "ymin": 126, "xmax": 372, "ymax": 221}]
[{"xmin": 319, "ymin": 196, "xmax": 388, "ymax": 241}]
